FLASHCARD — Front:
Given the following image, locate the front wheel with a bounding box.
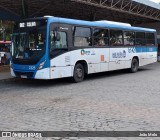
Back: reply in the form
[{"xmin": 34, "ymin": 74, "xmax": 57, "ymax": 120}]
[
  {"xmin": 130, "ymin": 58, "xmax": 139, "ymax": 73},
  {"xmin": 72, "ymin": 63, "xmax": 84, "ymax": 83}
]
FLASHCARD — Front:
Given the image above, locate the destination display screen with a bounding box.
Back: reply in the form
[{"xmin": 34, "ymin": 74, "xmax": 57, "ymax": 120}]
[
  {"xmin": 16, "ymin": 19, "xmax": 47, "ymax": 28},
  {"xmin": 19, "ymin": 22, "xmax": 37, "ymax": 28}
]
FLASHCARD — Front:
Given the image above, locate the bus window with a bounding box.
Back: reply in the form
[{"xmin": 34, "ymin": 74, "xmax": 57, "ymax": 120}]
[
  {"xmin": 93, "ymin": 28, "xmax": 109, "ymax": 46},
  {"xmin": 146, "ymin": 33, "xmax": 155, "ymax": 46},
  {"xmin": 73, "ymin": 27, "xmax": 91, "ymax": 47},
  {"xmin": 50, "ymin": 31, "xmax": 67, "ymax": 50},
  {"xmin": 124, "ymin": 31, "xmax": 135, "ymax": 46},
  {"xmin": 135, "ymin": 32, "xmax": 145, "ymax": 45},
  {"xmin": 110, "ymin": 30, "xmax": 123, "ymax": 46}
]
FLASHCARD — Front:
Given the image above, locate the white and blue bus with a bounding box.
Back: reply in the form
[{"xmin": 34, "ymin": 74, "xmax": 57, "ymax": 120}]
[{"xmin": 11, "ymin": 16, "xmax": 157, "ymax": 82}]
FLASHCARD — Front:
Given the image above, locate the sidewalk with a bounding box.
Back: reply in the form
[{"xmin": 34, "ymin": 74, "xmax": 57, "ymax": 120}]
[{"xmin": 0, "ymin": 65, "xmax": 13, "ymax": 81}]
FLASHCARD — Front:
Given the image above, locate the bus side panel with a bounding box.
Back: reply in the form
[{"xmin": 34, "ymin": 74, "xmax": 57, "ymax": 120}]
[
  {"xmin": 70, "ymin": 48, "xmax": 109, "ymax": 74},
  {"xmin": 146, "ymin": 46, "xmax": 157, "ymax": 65},
  {"xmin": 50, "ymin": 66, "xmax": 73, "ymax": 79},
  {"xmin": 109, "ymin": 48, "xmax": 128, "ymax": 71},
  {"xmin": 87, "ymin": 48, "xmax": 109, "ymax": 74},
  {"xmin": 35, "ymin": 68, "xmax": 50, "ymax": 79},
  {"xmin": 99, "ymin": 48, "xmax": 109, "ymax": 72},
  {"xmin": 134, "ymin": 46, "xmax": 157, "ymax": 66},
  {"xmin": 50, "ymin": 52, "xmax": 73, "ymax": 79},
  {"xmin": 134, "ymin": 46, "xmax": 147, "ymax": 66}
]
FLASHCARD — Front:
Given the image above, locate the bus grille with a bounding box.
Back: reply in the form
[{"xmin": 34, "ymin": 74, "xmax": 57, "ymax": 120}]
[{"xmin": 14, "ymin": 71, "xmax": 34, "ymax": 78}]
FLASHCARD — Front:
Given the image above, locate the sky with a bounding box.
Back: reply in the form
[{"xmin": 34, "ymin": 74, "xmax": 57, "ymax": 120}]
[{"xmin": 150, "ymin": 0, "xmax": 160, "ymax": 3}]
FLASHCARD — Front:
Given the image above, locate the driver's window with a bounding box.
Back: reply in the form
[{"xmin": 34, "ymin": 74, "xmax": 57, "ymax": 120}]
[{"xmin": 50, "ymin": 31, "xmax": 67, "ymax": 50}]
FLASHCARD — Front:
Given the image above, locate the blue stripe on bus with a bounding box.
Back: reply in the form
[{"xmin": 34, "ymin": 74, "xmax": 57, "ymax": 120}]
[{"xmin": 135, "ymin": 46, "xmax": 157, "ymax": 53}]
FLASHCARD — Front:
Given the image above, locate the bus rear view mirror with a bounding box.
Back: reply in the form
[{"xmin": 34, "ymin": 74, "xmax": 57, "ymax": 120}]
[
  {"xmin": 56, "ymin": 32, "xmax": 60, "ymax": 41},
  {"xmin": 51, "ymin": 31, "xmax": 60, "ymax": 41}
]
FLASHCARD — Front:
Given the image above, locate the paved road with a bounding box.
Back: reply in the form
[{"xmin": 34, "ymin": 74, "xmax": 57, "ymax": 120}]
[
  {"xmin": 0, "ymin": 62, "xmax": 160, "ymax": 140},
  {"xmin": 0, "ymin": 72, "xmax": 12, "ymax": 80}
]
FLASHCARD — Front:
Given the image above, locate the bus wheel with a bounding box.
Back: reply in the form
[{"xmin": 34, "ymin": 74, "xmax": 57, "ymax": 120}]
[
  {"xmin": 72, "ymin": 63, "xmax": 84, "ymax": 83},
  {"xmin": 130, "ymin": 58, "xmax": 139, "ymax": 73}
]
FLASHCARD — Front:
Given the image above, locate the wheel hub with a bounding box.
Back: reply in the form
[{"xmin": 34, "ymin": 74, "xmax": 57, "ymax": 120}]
[{"xmin": 76, "ymin": 68, "xmax": 82, "ymax": 78}]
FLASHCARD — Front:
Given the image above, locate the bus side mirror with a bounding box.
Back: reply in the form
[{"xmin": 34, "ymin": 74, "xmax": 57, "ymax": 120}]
[
  {"xmin": 56, "ymin": 32, "xmax": 60, "ymax": 41},
  {"xmin": 51, "ymin": 31, "xmax": 60, "ymax": 41}
]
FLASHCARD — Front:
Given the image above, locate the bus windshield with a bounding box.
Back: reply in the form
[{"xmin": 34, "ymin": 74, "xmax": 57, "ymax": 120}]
[{"xmin": 12, "ymin": 27, "xmax": 46, "ymax": 65}]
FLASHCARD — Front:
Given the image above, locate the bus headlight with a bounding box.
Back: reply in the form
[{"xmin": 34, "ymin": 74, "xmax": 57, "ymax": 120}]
[{"xmin": 37, "ymin": 60, "xmax": 46, "ymax": 70}]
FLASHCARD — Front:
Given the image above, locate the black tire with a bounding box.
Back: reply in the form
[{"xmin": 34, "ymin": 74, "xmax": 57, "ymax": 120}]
[
  {"xmin": 72, "ymin": 63, "xmax": 84, "ymax": 83},
  {"xmin": 130, "ymin": 58, "xmax": 139, "ymax": 73}
]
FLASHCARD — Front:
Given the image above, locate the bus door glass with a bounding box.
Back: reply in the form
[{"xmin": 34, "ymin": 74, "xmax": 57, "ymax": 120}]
[
  {"xmin": 49, "ymin": 24, "xmax": 70, "ymax": 60},
  {"xmin": 49, "ymin": 24, "xmax": 72, "ymax": 79}
]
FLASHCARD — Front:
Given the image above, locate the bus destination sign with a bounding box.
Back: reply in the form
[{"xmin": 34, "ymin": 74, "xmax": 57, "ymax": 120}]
[{"xmin": 19, "ymin": 22, "xmax": 37, "ymax": 28}]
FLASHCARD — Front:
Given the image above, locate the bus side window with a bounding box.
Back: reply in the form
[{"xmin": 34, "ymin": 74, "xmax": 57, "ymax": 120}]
[
  {"xmin": 93, "ymin": 28, "xmax": 109, "ymax": 46},
  {"xmin": 110, "ymin": 30, "xmax": 123, "ymax": 46},
  {"xmin": 50, "ymin": 31, "xmax": 67, "ymax": 50},
  {"xmin": 73, "ymin": 26, "xmax": 91, "ymax": 47},
  {"xmin": 146, "ymin": 33, "xmax": 155, "ymax": 46},
  {"xmin": 135, "ymin": 32, "xmax": 145, "ymax": 46},
  {"xmin": 124, "ymin": 31, "xmax": 135, "ymax": 46}
]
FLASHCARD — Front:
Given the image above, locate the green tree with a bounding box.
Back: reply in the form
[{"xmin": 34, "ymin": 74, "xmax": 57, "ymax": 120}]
[{"xmin": 0, "ymin": 20, "xmax": 14, "ymax": 41}]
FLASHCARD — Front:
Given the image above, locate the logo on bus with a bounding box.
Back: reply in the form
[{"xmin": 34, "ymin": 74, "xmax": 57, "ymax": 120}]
[
  {"xmin": 112, "ymin": 50, "xmax": 126, "ymax": 58},
  {"xmin": 81, "ymin": 49, "xmax": 90, "ymax": 55},
  {"xmin": 29, "ymin": 66, "xmax": 36, "ymax": 70},
  {"xmin": 128, "ymin": 47, "xmax": 136, "ymax": 53}
]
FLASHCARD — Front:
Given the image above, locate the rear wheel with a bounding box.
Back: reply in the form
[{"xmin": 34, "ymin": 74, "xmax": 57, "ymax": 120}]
[
  {"xmin": 130, "ymin": 58, "xmax": 139, "ymax": 73},
  {"xmin": 72, "ymin": 63, "xmax": 84, "ymax": 83}
]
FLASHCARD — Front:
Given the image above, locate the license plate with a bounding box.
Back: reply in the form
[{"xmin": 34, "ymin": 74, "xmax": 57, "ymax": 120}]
[{"xmin": 21, "ymin": 75, "xmax": 27, "ymax": 78}]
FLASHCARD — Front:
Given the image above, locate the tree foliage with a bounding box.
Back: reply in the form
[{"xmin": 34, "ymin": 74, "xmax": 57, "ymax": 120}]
[{"xmin": 0, "ymin": 20, "xmax": 14, "ymax": 41}]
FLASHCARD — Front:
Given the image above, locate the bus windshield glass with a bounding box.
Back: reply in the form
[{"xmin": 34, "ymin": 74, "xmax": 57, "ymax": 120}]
[{"xmin": 12, "ymin": 20, "xmax": 47, "ymax": 65}]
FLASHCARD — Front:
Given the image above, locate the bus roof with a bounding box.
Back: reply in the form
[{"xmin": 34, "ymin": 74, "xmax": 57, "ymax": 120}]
[{"xmin": 47, "ymin": 17, "xmax": 156, "ymax": 32}]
